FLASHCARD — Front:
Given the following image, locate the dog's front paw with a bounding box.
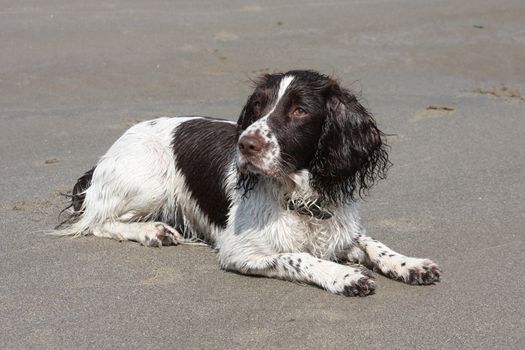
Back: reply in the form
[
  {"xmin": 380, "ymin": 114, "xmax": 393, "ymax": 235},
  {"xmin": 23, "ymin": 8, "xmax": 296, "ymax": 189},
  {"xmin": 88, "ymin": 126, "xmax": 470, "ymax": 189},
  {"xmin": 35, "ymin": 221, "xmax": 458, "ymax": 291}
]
[
  {"xmin": 329, "ymin": 268, "xmax": 377, "ymax": 297},
  {"xmin": 338, "ymin": 276, "xmax": 377, "ymax": 297},
  {"xmin": 143, "ymin": 223, "xmax": 182, "ymax": 247},
  {"xmin": 386, "ymin": 258, "xmax": 441, "ymax": 285}
]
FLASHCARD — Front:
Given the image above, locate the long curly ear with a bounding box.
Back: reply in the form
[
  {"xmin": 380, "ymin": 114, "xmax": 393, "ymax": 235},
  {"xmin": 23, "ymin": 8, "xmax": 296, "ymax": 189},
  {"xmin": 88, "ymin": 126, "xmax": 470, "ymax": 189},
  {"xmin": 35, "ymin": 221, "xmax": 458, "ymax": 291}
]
[{"xmin": 309, "ymin": 85, "xmax": 391, "ymax": 204}]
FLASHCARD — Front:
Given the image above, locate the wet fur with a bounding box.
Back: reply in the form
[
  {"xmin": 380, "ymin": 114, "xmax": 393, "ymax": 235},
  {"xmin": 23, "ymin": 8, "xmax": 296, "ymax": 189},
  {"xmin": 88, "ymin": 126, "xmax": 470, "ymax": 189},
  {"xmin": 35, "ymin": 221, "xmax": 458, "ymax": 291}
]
[{"xmin": 57, "ymin": 70, "xmax": 440, "ymax": 296}]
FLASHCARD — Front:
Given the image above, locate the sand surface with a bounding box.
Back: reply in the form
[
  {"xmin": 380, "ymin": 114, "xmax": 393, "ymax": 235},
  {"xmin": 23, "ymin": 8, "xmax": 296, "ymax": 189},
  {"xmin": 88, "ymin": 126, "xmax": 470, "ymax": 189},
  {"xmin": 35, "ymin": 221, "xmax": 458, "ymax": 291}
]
[{"xmin": 1, "ymin": 0, "xmax": 524, "ymax": 349}]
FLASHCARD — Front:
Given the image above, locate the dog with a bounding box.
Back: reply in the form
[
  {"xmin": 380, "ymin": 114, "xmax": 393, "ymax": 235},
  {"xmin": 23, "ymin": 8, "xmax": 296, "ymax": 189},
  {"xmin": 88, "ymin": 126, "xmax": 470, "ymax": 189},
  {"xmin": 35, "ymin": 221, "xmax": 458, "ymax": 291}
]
[{"xmin": 58, "ymin": 70, "xmax": 441, "ymax": 296}]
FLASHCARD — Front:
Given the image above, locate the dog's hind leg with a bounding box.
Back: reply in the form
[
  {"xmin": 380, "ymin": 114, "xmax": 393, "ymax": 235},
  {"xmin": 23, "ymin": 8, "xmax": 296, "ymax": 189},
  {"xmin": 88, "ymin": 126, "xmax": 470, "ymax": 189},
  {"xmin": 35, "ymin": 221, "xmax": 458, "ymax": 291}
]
[{"xmin": 92, "ymin": 221, "xmax": 182, "ymax": 247}]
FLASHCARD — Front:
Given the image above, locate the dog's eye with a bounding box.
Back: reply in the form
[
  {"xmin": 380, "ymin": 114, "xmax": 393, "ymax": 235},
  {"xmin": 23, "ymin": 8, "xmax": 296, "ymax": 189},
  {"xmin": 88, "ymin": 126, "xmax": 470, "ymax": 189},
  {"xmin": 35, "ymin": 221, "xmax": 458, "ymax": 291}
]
[
  {"xmin": 253, "ymin": 101, "xmax": 263, "ymax": 116},
  {"xmin": 291, "ymin": 107, "xmax": 308, "ymax": 118}
]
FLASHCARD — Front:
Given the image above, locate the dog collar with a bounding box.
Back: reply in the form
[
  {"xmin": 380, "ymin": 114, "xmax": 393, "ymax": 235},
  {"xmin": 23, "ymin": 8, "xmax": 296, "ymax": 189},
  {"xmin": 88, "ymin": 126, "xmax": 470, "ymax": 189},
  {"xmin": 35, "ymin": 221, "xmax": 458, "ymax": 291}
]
[{"xmin": 286, "ymin": 199, "xmax": 333, "ymax": 220}]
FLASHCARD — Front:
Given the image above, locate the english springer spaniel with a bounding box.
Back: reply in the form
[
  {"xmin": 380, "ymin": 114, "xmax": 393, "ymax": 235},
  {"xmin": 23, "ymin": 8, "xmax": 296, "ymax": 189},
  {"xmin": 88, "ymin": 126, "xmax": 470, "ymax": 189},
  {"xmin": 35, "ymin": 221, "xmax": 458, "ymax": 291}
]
[{"xmin": 58, "ymin": 70, "xmax": 441, "ymax": 296}]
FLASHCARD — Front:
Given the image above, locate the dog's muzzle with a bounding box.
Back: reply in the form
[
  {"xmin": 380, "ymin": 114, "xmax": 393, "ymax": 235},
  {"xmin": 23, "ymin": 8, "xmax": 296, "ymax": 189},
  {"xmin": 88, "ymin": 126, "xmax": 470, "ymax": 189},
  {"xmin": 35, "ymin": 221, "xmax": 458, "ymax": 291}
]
[
  {"xmin": 237, "ymin": 128, "xmax": 281, "ymax": 176},
  {"xmin": 238, "ymin": 132, "xmax": 266, "ymax": 158}
]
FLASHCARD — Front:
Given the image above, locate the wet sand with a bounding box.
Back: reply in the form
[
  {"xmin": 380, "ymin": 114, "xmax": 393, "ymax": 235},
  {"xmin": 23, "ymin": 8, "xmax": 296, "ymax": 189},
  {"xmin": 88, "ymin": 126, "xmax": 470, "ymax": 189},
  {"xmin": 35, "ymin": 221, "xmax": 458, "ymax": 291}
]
[{"xmin": 1, "ymin": 1, "xmax": 524, "ymax": 348}]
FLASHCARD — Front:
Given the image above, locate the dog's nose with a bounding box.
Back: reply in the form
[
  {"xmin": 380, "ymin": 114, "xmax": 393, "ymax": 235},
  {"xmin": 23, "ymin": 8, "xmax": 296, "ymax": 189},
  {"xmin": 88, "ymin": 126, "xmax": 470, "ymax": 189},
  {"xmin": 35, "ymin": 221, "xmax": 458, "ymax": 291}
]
[{"xmin": 239, "ymin": 133, "xmax": 265, "ymax": 156}]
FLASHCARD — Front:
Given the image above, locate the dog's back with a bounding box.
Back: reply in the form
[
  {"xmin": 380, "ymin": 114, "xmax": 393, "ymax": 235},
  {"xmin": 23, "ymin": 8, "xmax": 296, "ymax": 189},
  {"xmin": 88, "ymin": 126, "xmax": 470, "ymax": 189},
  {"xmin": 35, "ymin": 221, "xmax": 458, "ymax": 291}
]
[{"xmin": 62, "ymin": 116, "xmax": 237, "ymax": 243}]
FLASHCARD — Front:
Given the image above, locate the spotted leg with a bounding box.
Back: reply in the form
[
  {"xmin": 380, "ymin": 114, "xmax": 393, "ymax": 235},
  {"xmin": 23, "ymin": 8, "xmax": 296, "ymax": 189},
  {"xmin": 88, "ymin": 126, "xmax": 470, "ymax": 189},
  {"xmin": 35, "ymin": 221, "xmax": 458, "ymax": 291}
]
[
  {"xmin": 221, "ymin": 252, "xmax": 376, "ymax": 296},
  {"xmin": 351, "ymin": 235, "xmax": 441, "ymax": 285}
]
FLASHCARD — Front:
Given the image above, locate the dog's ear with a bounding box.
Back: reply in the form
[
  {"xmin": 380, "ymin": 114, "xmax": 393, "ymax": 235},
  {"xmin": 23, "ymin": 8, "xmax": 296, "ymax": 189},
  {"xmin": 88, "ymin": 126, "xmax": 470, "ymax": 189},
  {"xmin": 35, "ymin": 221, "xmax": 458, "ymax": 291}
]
[{"xmin": 309, "ymin": 83, "xmax": 391, "ymax": 204}]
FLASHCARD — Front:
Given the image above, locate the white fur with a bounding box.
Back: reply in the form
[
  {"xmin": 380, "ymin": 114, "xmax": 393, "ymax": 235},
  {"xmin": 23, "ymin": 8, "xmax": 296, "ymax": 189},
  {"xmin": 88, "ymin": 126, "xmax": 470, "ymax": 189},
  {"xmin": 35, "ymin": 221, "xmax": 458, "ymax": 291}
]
[
  {"xmin": 57, "ymin": 75, "xmax": 440, "ymax": 296},
  {"xmin": 63, "ymin": 116, "xmax": 230, "ymax": 243},
  {"xmin": 261, "ymin": 75, "xmax": 294, "ymax": 118}
]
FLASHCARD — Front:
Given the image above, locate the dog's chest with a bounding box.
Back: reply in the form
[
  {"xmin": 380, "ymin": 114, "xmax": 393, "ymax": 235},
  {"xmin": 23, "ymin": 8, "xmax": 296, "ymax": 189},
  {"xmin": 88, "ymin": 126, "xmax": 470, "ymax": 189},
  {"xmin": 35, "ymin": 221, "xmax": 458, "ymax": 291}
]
[
  {"xmin": 270, "ymin": 210, "xmax": 354, "ymax": 259},
  {"xmin": 227, "ymin": 180, "xmax": 360, "ymax": 259}
]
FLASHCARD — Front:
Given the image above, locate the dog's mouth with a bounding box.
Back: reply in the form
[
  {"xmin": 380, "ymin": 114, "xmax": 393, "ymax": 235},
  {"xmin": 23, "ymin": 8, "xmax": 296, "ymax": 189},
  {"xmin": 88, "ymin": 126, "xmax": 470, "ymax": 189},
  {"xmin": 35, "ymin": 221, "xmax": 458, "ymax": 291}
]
[{"xmin": 237, "ymin": 156, "xmax": 283, "ymax": 178}]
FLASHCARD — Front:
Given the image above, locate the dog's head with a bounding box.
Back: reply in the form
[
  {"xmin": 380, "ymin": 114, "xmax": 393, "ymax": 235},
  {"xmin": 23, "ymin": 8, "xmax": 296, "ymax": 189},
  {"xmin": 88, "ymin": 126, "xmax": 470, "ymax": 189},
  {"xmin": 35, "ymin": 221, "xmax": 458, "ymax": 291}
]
[{"xmin": 236, "ymin": 70, "xmax": 390, "ymax": 204}]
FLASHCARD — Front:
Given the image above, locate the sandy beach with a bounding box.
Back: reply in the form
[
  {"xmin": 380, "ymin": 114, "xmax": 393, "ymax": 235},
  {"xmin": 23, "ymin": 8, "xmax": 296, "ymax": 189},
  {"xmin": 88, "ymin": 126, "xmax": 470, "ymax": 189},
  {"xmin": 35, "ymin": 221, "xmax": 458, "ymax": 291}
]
[{"xmin": 1, "ymin": 1, "xmax": 524, "ymax": 348}]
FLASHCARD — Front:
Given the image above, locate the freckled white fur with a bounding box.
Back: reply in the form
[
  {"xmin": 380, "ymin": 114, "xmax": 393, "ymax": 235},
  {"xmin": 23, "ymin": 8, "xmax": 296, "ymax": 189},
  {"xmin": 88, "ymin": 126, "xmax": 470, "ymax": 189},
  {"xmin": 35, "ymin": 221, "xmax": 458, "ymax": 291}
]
[
  {"xmin": 55, "ymin": 73, "xmax": 440, "ymax": 295},
  {"xmin": 354, "ymin": 236, "xmax": 440, "ymax": 284},
  {"xmin": 238, "ymin": 76, "xmax": 294, "ymax": 174}
]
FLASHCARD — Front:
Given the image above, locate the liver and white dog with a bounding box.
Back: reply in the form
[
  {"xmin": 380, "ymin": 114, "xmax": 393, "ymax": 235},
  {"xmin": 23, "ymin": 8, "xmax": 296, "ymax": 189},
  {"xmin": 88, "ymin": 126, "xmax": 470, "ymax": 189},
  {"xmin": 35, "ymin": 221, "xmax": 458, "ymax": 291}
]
[{"xmin": 59, "ymin": 70, "xmax": 440, "ymax": 296}]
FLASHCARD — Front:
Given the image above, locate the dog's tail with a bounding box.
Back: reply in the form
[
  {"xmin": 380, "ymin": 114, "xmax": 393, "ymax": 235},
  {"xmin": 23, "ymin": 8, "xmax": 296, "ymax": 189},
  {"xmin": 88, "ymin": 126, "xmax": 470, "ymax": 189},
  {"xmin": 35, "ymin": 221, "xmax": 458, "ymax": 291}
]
[
  {"xmin": 52, "ymin": 166, "xmax": 96, "ymax": 236},
  {"xmin": 71, "ymin": 166, "xmax": 95, "ymax": 212}
]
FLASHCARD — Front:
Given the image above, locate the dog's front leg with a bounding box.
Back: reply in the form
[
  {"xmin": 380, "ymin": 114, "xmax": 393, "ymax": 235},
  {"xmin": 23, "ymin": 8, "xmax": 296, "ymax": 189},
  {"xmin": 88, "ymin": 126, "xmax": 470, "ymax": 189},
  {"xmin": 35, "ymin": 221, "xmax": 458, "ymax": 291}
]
[
  {"xmin": 351, "ymin": 234, "xmax": 441, "ymax": 285},
  {"xmin": 220, "ymin": 252, "xmax": 376, "ymax": 296}
]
